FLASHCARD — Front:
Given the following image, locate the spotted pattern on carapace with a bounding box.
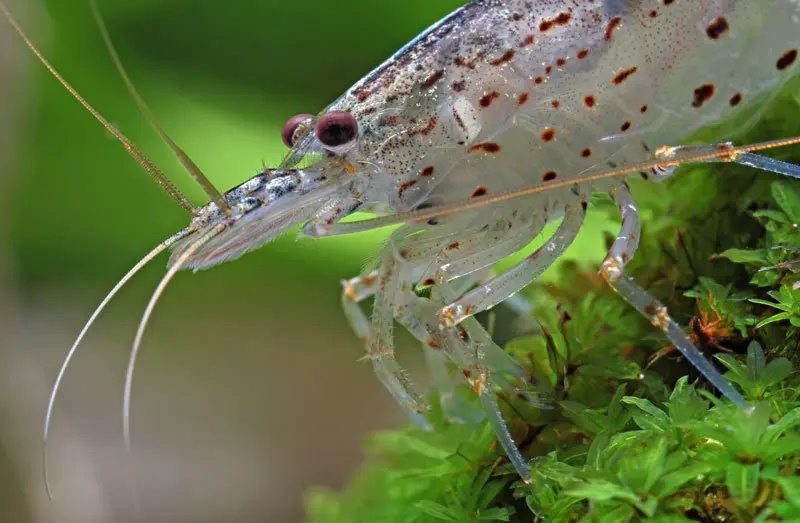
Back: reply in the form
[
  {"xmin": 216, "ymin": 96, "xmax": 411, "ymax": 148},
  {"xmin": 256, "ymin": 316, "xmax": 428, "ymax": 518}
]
[
  {"xmin": 692, "ymin": 83, "xmax": 716, "ymax": 107},
  {"xmin": 576, "ymin": 49, "xmax": 589, "ymax": 59},
  {"xmin": 468, "ymin": 142, "xmax": 501, "ymax": 154},
  {"xmin": 420, "ymin": 166, "xmax": 435, "ymax": 177},
  {"xmin": 777, "ymin": 49, "xmax": 798, "ymax": 70},
  {"xmin": 613, "ymin": 66, "xmax": 638, "ymax": 85},
  {"xmin": 519, "ymin": 35, "xmax": 536, "ymax": 47},
  {"xmin": 541, "ymin": 128, "xmax": 556, "ymax": 142},
  {"xmin": 551, "ymin": 99, "xmax": 561, "ymax": 109},
  {"xmin": 539, "ymin": 12, "xmax": 572, "ymax": 32},
  {"xmin": 648, "ymin": 9, "xmax": 658, "ymax": 18},
  {"xmin": 640, "ymin": 104, "xmax": 648, "ymax": 113},
  {"xmin": 533, "ymin": 76, "xmax": 544, "ymax": 85},
  {"xmin": 581, "ymin": 148, "xmax": 592, "ymax": 158},
  {"xmin": 584, "ymin": 95, "xmax": 596, "ymax": 108},
  {"xmin": 706, "ymin": 17, "xmax": 729, "ymax": 39},
  {"xmin": 452, "ymin": 80, "xmax": 466, "ymax": 92},
  {"xmin": 621, "ymin": 120, "xmax": 631, "ymax": 132},
  {"xmin": 542, "ymin": 171, "xmax": 558, "ymax": 181},
  {"xmin": 729, "ymin": 92, "xmax": 743, "ymax": 106},
  {"xmin": 517, "ymin": 92, "xmax": 530, "ymax": 106}
]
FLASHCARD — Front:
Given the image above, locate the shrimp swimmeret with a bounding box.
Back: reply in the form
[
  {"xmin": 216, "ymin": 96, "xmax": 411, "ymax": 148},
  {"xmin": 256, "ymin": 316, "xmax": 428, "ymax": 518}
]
[{"xmin": 2, "ymin": 0, "xmax": 800, "ymax": 487}]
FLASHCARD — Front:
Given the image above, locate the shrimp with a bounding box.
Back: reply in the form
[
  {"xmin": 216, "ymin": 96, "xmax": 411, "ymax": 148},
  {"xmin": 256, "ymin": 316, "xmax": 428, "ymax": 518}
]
[{"xmin": 3, "ymin": 0, "xmax": 799, "ymax": 488}]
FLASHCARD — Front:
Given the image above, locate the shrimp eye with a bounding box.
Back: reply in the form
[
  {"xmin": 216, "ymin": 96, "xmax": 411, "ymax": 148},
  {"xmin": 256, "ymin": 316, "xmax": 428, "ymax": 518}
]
[
  {"xmin": 281, "ymin": 113, "xmax": 314, "ymax": 148},
  {"xmin": 315, "ymin": 111, "xmax": 358, "ymax": 151}
]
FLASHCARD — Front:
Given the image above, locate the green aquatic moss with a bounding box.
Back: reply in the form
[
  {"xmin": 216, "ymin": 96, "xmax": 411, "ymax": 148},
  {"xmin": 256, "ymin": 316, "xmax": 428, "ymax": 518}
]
[{"xmin": 304, "ymin": 77, "xmax": 800, "ymax": 523}]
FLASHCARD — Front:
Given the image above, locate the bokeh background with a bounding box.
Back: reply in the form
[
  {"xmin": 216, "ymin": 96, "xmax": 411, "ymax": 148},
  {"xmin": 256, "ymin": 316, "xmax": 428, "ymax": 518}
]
[{"xmin": 0, "ymin": 1, "xmax": 471, "ymax": 521}]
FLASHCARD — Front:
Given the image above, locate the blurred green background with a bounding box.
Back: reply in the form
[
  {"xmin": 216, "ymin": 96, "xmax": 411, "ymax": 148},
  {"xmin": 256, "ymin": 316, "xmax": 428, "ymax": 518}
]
[{"xmin": 0, "ymin": 1, "xmax": 471, "ymax": 521}]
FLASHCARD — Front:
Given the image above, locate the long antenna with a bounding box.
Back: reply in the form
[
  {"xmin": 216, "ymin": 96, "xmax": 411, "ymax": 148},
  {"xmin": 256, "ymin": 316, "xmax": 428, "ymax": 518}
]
[
  {"xmin": 89, "ymin": 0, "xmax": 231, "ymax": 213},
  {"xmin": 0, "ymin": 0, "xmax": 197, "ymax": 213}
]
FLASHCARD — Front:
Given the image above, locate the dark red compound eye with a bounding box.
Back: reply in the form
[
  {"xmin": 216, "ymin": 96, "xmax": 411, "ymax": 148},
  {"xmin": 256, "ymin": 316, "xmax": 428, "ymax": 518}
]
[
  {"xmin": 315, "ymin": 111, "xmax": 358, "ymax": 149},
  {"xmin": 281, "ymin": 113, "xmax": 313, "ymax": 148}
]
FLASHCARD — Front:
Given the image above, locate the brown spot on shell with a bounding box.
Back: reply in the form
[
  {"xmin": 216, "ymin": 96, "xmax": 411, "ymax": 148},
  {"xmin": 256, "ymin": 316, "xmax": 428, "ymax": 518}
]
[
  {"xmin": 542, "ymin": 171, "xmax": 557, "ymax": 181},
  {"xmin": 452, "ymin": 80, "xmax": 466, "ymax": 92},
  {"xmin": 584, "ymin": 95, "xmax": 596, "ymax": 108},
  {"xmin": 621, "ymin": 121, "xmax": 631, "ymax": 132},
  {"xmin": 640, "ymin": 104, "xmax": 648, "ymax": 113},
  {"xmin": 663, "ymin": 0, "xmax": 674, "ymax": 5},
  {"xmin": 421, "ymin": 70, "xmax": 444, "ymax": 88},
  {"xmin": 420, "ymin": 166, "xmax": 435, "ymax": 177},
  {"xmin": 551, "ymin": 99, "xmax": 560, "ymax": 109},
  {"xmin": 534, "ymin": 76, "xmax": 544, "ymax": 85},
  {"xmin": 541, "ymin": 128, "xmax": 556, "ymax": 142},
  {"xmin": 706, "ymin": 17, "xmax": 729, "ymax": 39},
  {"xmin": 556, "ymin": 57, "xmax": 567, "ymax": 67},
  {"xmin": 519, "ymin": 35, "xmax": 536, "ymax": 48},
  {"xmin": 692, "ymin": 83, "xmax": 715, "ymax": 107},
  {"xmin": 447, "ymin": 242, "xmax": 460, "ymax": 250},
  {"xmin": 471, "ymin": 186, "xmax": 489, "ymax": 198},
  {"xmin": 613, "ymin": 66, "xmax": 638, "ymax": 85},
  {"xmin": 604, "ymin": 17, "xmax": 622, "ymax": 41},
  {"xmin": 576, "ymin": 49, "xmax": 589, "ymax": 59},
  {"xmin": 648, "ymin": 9, "xmax": 658, "ymax": 18},
  {"xmin": 539, "ymin": 12, "xmax": 572, "ymax": 32},
  {"xmin": 398, "ymin": 179, "xmax": 417, "ymax": 198},
  {"xmin": 729, "ymin": 92, "xmax": 743, "ymax": 106},
  {"xmin": 468, "ymin": 142, "xmax": 501, "ymax": 154},
  {"xmin": 581, "ymin": 148, "xmax": 592, "ymax": 158},
  {"xmin": 490, "ymin": 49, "xmax": 516, "ymax": 66},
  {"xmin": 518, "ymin": 92, "xmax": 530, "ymax": 106},
  {"xmin": 777, "ymin": 49, "xmax": 798, "ymax": 70},
  {"xmin": 480, "ymin": 91, "xmax": 500, "ymax": 107}
]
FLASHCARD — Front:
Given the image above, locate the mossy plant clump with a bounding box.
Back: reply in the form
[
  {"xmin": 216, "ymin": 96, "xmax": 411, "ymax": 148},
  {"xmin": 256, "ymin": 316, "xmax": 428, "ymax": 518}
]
[{"xmin": 304, "ymin": 79, "xmax": 800, "ymax": 522}]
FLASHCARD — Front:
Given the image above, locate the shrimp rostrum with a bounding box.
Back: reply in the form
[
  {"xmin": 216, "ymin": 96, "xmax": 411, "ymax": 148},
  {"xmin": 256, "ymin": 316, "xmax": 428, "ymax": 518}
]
[{"xmin": 6, "ymin": 0, "xmax": 800, "ymax": 484}]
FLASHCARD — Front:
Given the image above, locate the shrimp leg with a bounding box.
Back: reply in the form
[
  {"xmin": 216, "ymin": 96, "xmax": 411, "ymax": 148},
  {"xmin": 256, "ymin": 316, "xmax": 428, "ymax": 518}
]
[
  {"xmin": 438, "ymin": 205, "xmax": 585, "ymax": 327},
  {"xmin": 652, "ymin": 142, "xmax": 800, "ymax": 180},
  {"xmin": 600, "ymin": 184, "xmax": 748, "ymax": 409}
]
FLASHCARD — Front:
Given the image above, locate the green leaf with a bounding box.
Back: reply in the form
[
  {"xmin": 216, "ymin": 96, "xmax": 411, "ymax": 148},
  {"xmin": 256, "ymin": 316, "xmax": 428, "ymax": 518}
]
[
  {"xmin": 772, "ymin": 181, "xmax": 800, "ymax": 222},
  {"xmin": 746, "ymin": 342, "xmax": 766, "ymax": 377},
  {"xmin": 762, "ymin": 434, "xmax": 800, "ymax": 461},
  {"xmin": 772, "ymin": 476, "xmax": 800, "ymax": 506},
  {"xmin": 767, "ymin": 407, "xmax": 800, "ymax": 440},
  {"xmin": 760, "ymin": 358, "xmax": 794, "ymax": 387},
  {"xmin": 591, "ymin": 504, "xmax": 635, "ymax": 522},
  {"xmin": 476, "ymin": 507, "xmax": 511, "ymax": 521},
  {"xmin": 726, "ymin": 462, "xmax": 760, "ymax": 506},
  {"xmin": 668, "ymin": 376, "xmax": 709, "ymax": 424},
  {"xmin": 755, "ymin": 312, "xmax": 792, "ymax": 328},
  {"xmin": 565, "ymin": 480, "xmax": 639, "ymax": 505},
  {"xmin": 654, "ymin": 460, "xmax": 714, "ymax": 498},
  {"xmin": 414, "ymin": 501, "xmax": 459, "ymax": 522},
  {"xmin": 621, "ymin": 397, "xmax": 670, "ymax": 431},
  {"xmin": 719, "ymin": 248, "xmax": 769, "ymax": 264}
]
